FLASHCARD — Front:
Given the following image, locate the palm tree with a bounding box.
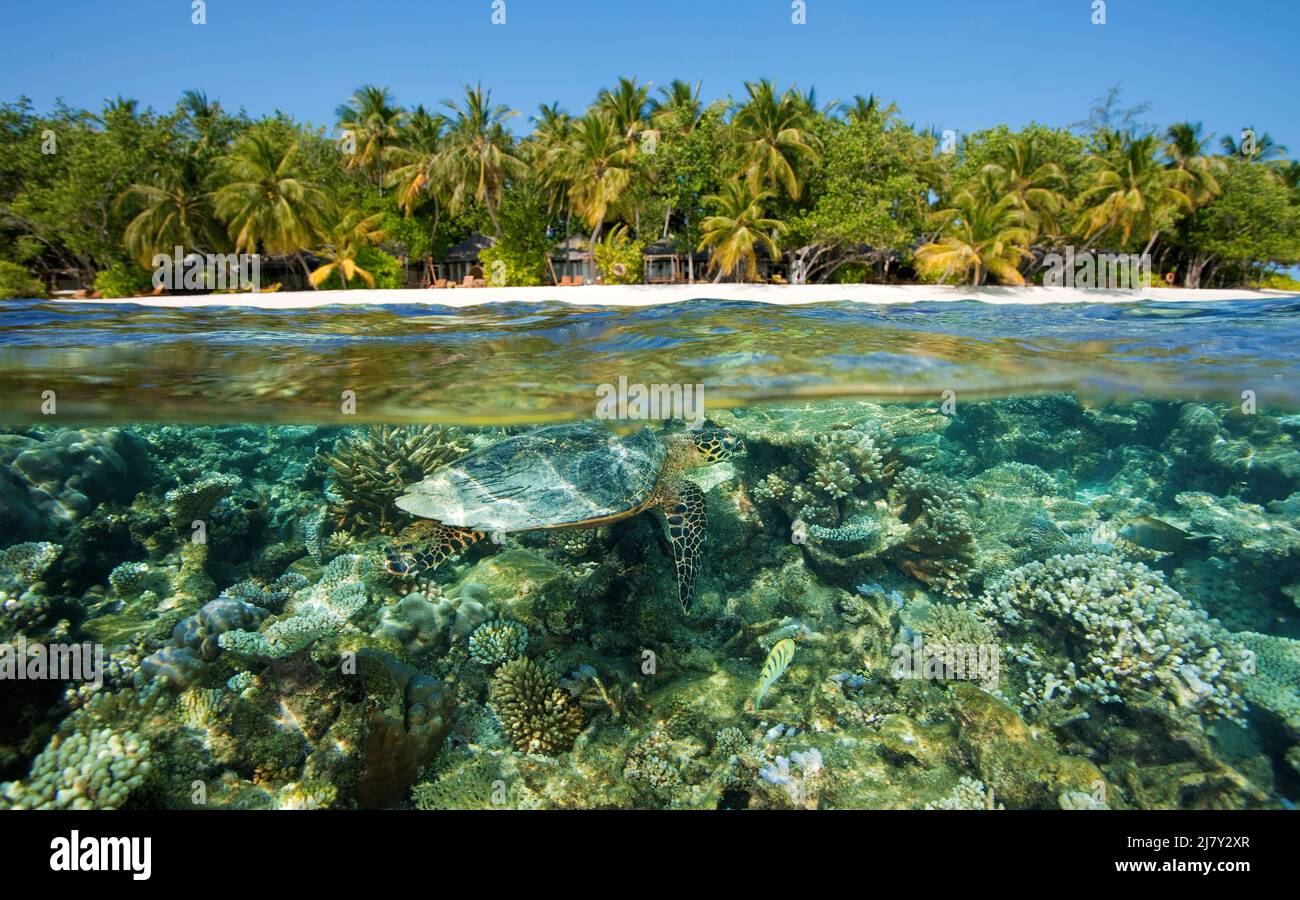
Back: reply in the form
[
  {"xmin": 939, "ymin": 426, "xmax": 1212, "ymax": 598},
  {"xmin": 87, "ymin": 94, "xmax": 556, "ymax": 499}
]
[
  {"xmin": 841, "ymin": 94, "xmax": 898, "ymax": 126},
  {"xmin": 388, "ymin": 105, "xmax": 447, "ymax": 216},
  {"xmin": 915, "ymin": 186, "xmax": 1033, "ymax": 286},
  {"xmin": 729, "ymin": 80, "xmax": 822, "ymax": 201},
  {"xmin": 212, "ymin": 131, "xmax": 328, "ymax": 284},
  {"xmin": 118, "ymin": 170, "xmax": 223, "ymax": 266},
  {"xmin": 1220, "ymin": 127, "xmax": 1288, "ymax": 162},
  {"xmin": 310, "ymin": 208, "xmax": 387, "ymax": 289},
  {"xmin": 1164, "ymin": 122, "xmax": 1223, "ymax": 206},
  {"xmin": 596, "ymin": 76, "xmax": 653, "ymax": 145},
  {"xmin": 1075, "ymin": 132, "xmax": 1194, "ymax": 255},
  {"xmin": 979, "ymin": 134, "xmax": 1068, "ymax": 239},
  {"xmin": 649, "ymin": 80, "xmax": 704, "ymax": 132},
  {"xmin": 529, "ymin": 103, "xmax": 576, "ymax": 228},
  {"xmin": 336, "ymin": 85, "xmax": 405, "ymax": 189},
  {"xmin": 549, "ymin": 112, "xmax": 635, "ymax": 274},
  {"xmin": 698, "ymin": 180, "xmax": 786, "ymax": 282},
  {"xmin": 436, "ymin": 84, "xmax": 524, "ymax": 238}
]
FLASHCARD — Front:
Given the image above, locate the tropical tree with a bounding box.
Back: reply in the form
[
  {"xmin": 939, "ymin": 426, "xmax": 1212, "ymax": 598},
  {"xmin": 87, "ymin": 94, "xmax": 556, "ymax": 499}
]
[
  {"xmin": 388, "ymin": 105, "xmax": 447, "ymax": 216},
  {"xmin": 698, "ymin": 180, "xmax": 786, "ymax": 282},
  {"xmin": 335, "ymin": 85, "xmax": 404, "ymax": 189},
  {"xmin": 596, "ymin": 76, "xmax": 653, "ymax": 146},
  {"xmin": 212, "ymin": 130, "xmax": 328, "ymax": 282},
  {"xmin": 1164, "ymin": 122, "xmax": 1223, "ymax": 207},
  {"xmin": 729, "ymin": 80, "xmax": 822, "ymax": 201},
  {"xmin": 979, "ymin": 134, "xmax": 1068, "ymax": 239},
  {"xmin": 915, "ymin": 182, "xmax": 1033, "ymax": 285},
  {"xmin": 1074, "ymin": 132, "xmax": 1193, "ymax": 255},
  {"xmin": 436, "ymin": 84, "xmax": 524, "ymax": 238},
  {"xmin": 649, "ymin": 80, "xmax": 704, "ymax": 132},
  {"xmin": 310, "ymin": 208, "xmax": 387, "ymax": 288},
  {"xmin": 1220, "ymin": 127, "xmax": 1288, "ymax": 163},
  {"xmin": 118, "ymin": 169, "xmax": 223, "ymax": 265},
  {"xmin": 549, "ymin": 112, "xmax": 635, "ymax": 274}
]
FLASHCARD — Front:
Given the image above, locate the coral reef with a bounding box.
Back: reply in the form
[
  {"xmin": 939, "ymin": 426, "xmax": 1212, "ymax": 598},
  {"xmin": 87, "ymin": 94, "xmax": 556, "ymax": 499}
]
[
  {"xmin": 489, "ymin": 657, "xmax": 584, "ymax": 755},
  {"xmin": 321, "ymin": 425, "xmax": 468, "ymax": 534},
  {"xmin": 982, "ymin": 553, "xmax": 1246, "ymax": 723}
]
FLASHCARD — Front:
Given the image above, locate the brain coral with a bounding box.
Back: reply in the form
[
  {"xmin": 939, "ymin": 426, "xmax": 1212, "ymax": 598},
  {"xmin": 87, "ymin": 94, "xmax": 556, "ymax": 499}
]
[{"xmin": 489, "ymin": 657, "xmax": 584, "ymax": 755}]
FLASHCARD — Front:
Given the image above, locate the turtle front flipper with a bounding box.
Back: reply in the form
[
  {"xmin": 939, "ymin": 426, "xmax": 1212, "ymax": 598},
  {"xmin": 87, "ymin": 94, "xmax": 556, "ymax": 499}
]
[
  {"xmin": 384, "ymin": 520, "xmax": 486, "ymax": 577},
  {"xmin": 661, "ymin": 479, "xmax": 706, "ymax": 611}
]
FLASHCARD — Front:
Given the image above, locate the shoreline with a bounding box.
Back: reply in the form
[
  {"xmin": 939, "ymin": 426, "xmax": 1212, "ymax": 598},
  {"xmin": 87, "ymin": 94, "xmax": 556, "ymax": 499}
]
[{"xmin": 51, "ymin": 283, "xmax": 1297, "ymax": 309}]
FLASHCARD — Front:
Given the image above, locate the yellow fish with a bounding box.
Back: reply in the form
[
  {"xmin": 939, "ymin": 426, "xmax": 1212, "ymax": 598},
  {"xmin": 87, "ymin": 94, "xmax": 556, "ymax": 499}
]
[{"xmin": 754, "ymin": 638, "xmax": 796, "ymax": 709}]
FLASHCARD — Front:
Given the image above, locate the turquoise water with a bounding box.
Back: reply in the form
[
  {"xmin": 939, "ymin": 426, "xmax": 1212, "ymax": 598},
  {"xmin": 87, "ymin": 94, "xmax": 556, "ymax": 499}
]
[{"xmin": 0, "ymin": 296, "xmax": 1297, "ymax": 809}]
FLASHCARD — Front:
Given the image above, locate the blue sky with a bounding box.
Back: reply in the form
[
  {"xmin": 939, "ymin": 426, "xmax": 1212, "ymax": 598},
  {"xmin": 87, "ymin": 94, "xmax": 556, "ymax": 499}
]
[{"xmin": 4, "ymin": 0, "xmax": 1297, "ymax": 153}]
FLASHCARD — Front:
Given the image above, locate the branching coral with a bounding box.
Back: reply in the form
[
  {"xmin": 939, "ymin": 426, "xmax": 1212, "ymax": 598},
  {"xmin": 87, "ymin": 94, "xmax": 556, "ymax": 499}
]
[
  {"xmin": 321, "ymin": 425, "xmax": 468, "ymax": 534},
  {"xmin": 489, "ymin": 657, "xmax": 584, "ymax": 755},
  {"xmin": 982, "ymin": 553, "xmax": 1247, "ymax": 723},
  {"xmin": 468, "ymin": 619, "xmax": 529, "ymax": 667},
  {"xmin": 1, "ymin": 716, "xmax": 150, "ymax": 810}
]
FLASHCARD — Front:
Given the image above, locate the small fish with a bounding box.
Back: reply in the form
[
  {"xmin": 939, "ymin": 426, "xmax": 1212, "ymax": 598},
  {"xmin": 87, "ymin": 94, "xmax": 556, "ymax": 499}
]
[
  {"xmin": 1119, "ymin": 516, "xmax": 1212, "ymax": 553},
  {"xmin": 754, "ymin": 638, "xmax": 796, "ymax": 710}
]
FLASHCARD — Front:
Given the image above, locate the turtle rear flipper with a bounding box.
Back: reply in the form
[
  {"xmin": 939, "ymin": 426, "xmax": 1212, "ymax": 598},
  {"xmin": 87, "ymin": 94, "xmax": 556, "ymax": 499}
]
[
  {"xmin": 385, "ymin": 520, "xmax": 485, "ymax": 577},
  {"xmin": 661, "ymin": 480, "xmax": 706, "ymax": 611}
]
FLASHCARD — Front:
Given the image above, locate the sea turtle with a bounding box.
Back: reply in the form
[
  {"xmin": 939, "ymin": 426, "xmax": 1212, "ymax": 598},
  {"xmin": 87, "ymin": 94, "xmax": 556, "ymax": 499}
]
[{"xmin": 382, "ymin": 421, "xmax": 745, "ymax": 610}]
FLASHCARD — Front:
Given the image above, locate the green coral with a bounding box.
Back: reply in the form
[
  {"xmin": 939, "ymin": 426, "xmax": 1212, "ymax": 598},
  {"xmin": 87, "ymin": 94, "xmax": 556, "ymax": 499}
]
[
  {"xmin": 489, "ymin": 657, "xmax": 584, "ymax": 755},
  {"xmin": 468, "ymin": 619, "xmax": 529, "ymax": 667}
]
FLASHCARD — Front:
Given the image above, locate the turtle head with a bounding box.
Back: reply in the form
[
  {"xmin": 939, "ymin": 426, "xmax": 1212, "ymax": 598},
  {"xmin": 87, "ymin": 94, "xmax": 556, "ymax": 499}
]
[
  {"xmin": 690, "ymin": 428, "xmax": 745, "ymax": 464},
  {"xmin": 383, "ymin": 542, "xmax": 424, "ymax": 578}
]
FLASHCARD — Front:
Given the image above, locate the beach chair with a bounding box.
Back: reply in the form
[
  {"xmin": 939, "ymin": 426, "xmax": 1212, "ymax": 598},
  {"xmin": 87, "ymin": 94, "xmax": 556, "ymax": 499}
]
[
  {"xmin": 560, "ymin": 275, "xmax": 573, "ymax": 286},
  {"xmin": 572, "ymin": 276, "xmax": 584, "ymax": 286},
  {"xmin": 432, "ymin": 279, "xmax": 447, "ymax": 289},
  {"xmin": 462, "ymin": 275, "xmax": 475, "ymax": 288}
]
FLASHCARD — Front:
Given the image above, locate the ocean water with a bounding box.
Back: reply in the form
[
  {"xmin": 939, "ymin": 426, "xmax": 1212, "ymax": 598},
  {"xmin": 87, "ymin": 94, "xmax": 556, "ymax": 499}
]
[{"xmin": 0, "ymin": 296, "xmax": 1297, "ymax": 810}]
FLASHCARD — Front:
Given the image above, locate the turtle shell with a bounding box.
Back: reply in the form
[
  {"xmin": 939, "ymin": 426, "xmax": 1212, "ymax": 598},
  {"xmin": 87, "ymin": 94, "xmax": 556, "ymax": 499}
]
[{"xmin": 395, "ymin": 421, "xmax": 667, "ymax": 531}]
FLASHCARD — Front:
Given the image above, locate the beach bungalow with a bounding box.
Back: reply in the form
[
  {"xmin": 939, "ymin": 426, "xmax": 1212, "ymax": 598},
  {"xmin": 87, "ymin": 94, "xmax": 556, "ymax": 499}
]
[
  {"xmin": 641, "ymin": 238, "xmax": 710, "ymax": 284},
  {"xmin": 550, "ymin": 235, "xmax": 595, "ymax": 284},
  {"xmin": 441, "ymin": 234, "xmax": 494, "ymax": 284}
]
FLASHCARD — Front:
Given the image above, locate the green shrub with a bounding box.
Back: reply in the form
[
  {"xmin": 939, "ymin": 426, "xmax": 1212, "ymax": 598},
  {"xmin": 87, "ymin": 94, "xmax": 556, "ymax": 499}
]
[
  {"xmin": 593, "ymin": 226, "xmax": 644, "ymax": 285},
  {"xmin": 1259, "ymin": 270, "xmax": 1300, "ymax": 291},
  {"xmin": 0, "ymin": 261, "xmax": 46, "ymax": 299},
  {"xmin": 94, "ymin": 263, "xmax": 154, "ymax": 299},
  {"xmin": 479, "ymin": 241, "xmax": 547, "ymax": 286}
]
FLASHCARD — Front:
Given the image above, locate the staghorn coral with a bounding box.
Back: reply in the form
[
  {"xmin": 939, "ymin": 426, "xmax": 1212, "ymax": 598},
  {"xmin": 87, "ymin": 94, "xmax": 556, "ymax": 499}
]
[
  {"xmin": 893, "ymin": 494, "xmax": 977, "ymax": 599},
  {"xmin": 468, "ymin": 619, "xmax": 529, "ymax": 667},
  {"xmin": 489, "ymin": 657, "xmax": 584, "ymax": 755},
  {"xmin": 982, "ymin": 553, "xmax": 1246, "ymax": 723},
  {"xmin": 321, "ymin": 425, "xmax": 468, "ymax": 534}
]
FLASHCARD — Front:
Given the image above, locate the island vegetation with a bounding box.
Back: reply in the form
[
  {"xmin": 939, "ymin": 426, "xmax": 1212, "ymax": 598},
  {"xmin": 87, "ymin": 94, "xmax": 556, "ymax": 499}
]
[{"xmin": 0, "ymin": 80, "xmax": 1297, "ymax": 297}]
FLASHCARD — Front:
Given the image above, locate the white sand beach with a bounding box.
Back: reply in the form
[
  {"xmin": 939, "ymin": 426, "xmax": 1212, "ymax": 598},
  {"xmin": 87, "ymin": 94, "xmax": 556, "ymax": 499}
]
[{"xmin": 53, "ymin": 283, "xmax": 1297, "ymax": 309}]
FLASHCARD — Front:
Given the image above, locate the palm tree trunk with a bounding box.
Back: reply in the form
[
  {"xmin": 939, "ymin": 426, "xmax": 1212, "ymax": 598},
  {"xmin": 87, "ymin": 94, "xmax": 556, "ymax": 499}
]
[
  {"xmin": 297, "ymin": 253, "xmax": 317, "ymax": 290},
  {"xmin": 588, "ymin": 221, "xmax": 603, "ymax": 281}
]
